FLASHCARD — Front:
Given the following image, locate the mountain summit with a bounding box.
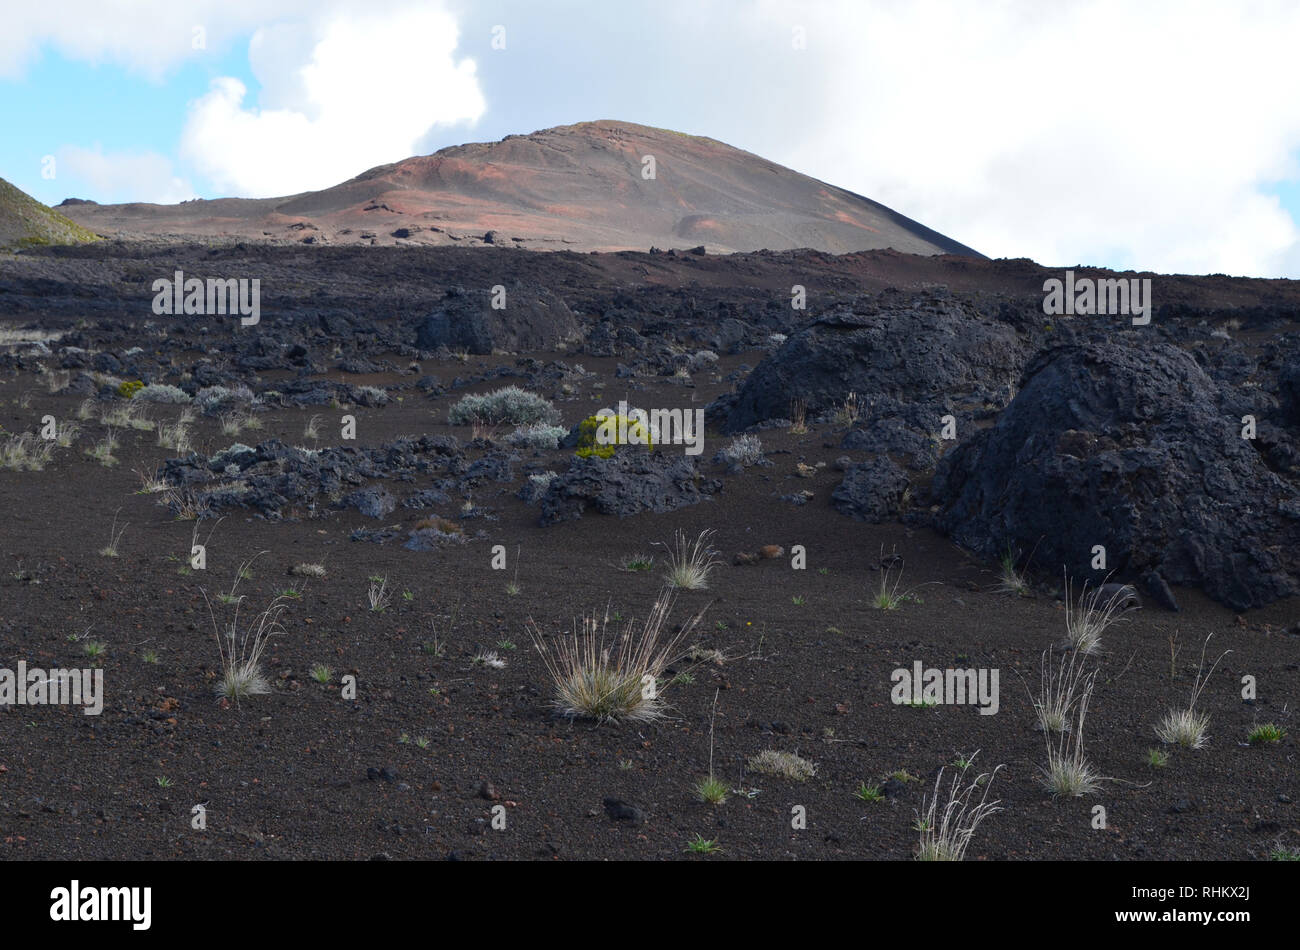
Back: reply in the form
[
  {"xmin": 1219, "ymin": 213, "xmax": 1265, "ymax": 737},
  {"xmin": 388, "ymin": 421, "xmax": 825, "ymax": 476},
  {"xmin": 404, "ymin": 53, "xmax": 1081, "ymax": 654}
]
[{"xmin": 61, "ymin": 120, "xmax": 982, "ymax": 256}]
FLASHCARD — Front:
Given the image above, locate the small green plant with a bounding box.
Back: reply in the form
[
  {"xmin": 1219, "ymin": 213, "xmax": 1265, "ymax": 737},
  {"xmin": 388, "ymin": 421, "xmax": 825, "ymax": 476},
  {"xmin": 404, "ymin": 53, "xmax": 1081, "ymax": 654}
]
[
  {"xmin": 402, "ymin": 589, "xmax": 414, "ymax": 602},
  {"xmin": 672, "ymin": 672, "xmax": 695, "ymax": 686},
  {"xmin": 414, "ymin": 736, "xmax": 431, "ymax": 749},
  {"xmin": 142, "ymin": 649, "xmax": 159, "ymax": 664},
  {"xmin": 695, "ymin": 775, "xmax": 728, "ymax": 804},
  {"xmin": 791, "ymin": 595, "xmax": 805, "ymax": 605},
  {"xmin": 496, "ymin": 639, "xmax": 517, "ymax": 651},
  {"xmin": 83, "ymin": 641, "xmax": 107, "ymax": 659},
  {"xmin": 1146, "ymin": 748, "xmax": 1170, "ymax": 768},
  {"xmin": 685, "ymin": 834, "xmax": 721, "ymax": 854},
  {"xmin": 279, "ymin": 586, "xmax": 303, "ymax": 600},
  {"xmin": 156, "ymin": 776, "xmax": 174, "ymax": 788},
  {"xmin": 621, "ymin": 554, "xmax": 655, "ymax": 572},
  {"xmin": 855, "ymin": 782, "xmax": 884, "ymax": 803},
  {"xmin": 309, "ymin": 664, "xmax": 332, "ymax": 684},
  {"xmin": 117, "ymin": 379, "xmax": 144, "ymax": 400},
  {"xmin": 1248, "ymin": 723, "xmax": 1285, "ymax": 745},
  {"xmin": 1270, "ymin": 845, "xmax": 1300, "ymax": 861}
]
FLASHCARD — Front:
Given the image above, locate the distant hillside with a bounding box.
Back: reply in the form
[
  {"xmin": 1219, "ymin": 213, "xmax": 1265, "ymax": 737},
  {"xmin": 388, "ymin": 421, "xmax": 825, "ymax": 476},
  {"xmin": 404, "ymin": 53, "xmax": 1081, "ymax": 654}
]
[
  {"xmin": 61, "ymin": 120, "xmax": 984, "ymax": 256},
  {"xmin": 0, "ymin": 177, "xmax": 99, "ymax": 250}
]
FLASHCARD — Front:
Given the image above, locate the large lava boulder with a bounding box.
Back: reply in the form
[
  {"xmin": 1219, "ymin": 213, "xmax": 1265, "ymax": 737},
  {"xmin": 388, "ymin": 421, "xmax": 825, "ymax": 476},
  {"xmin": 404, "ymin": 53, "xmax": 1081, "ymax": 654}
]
[
  {"xmin": 718, "ymin": 300, "xmax": 1026, "ymax": 433},
  {"xmin": 933, "ymin": 341, "xmax": 1300, "ymax": 610},
  {"xmin": 538, "ymin": 451, "xmax": 718, "ymax": 525},
  {"xmin": 832, "ymin": 457, "xmax": 909, "ymax": 522},
  {"xmin": 415, "ymin": 285, "xmax": 579, "ymax": 355}
]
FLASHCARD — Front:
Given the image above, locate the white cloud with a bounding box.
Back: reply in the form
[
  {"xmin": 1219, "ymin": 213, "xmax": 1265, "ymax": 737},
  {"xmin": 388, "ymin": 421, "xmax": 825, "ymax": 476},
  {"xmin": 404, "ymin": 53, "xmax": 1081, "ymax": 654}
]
[
  {"xmin": 55, "ymin": 145, "xmax": 196, "ymax": 204},
  {"xmin": 711, "ymin": 0, "xmax": 1300, "ymax": 276},
  {"xmin": 178, "ymin": 5, "xmax": 485, "ymax": 197},
  {"xmin": 0, "ymin": 0, "xmax": 308, "ymax": 80}
]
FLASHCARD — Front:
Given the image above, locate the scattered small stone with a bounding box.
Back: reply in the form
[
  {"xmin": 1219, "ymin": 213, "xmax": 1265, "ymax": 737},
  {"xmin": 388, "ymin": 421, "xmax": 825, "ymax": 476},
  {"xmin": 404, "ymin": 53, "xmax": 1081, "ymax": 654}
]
[{"xmin": 602, "ymin": 797, "xmax": 646, "ymax": 824}]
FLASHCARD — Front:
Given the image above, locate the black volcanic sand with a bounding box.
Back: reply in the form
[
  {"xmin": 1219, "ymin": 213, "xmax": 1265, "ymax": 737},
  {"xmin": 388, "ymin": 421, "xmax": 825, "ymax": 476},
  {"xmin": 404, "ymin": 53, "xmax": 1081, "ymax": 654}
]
[{"xmin": 0, "ymin": 244, "xmax": 1296, "ymax": 860}]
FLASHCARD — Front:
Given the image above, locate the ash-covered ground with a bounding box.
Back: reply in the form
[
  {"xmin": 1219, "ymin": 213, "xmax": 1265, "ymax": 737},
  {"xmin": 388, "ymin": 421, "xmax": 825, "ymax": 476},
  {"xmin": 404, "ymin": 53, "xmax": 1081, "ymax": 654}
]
[{"xmin": 0, "ymin": 242, "xmax": 1296, "ymax": 859}]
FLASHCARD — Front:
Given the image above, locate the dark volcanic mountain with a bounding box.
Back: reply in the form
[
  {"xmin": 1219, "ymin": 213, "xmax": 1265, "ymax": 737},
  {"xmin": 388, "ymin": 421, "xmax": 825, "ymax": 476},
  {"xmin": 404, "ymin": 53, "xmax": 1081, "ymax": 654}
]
[{"xmin": 58, "ymin": 120, "xmax": 983, "ymax": 256}]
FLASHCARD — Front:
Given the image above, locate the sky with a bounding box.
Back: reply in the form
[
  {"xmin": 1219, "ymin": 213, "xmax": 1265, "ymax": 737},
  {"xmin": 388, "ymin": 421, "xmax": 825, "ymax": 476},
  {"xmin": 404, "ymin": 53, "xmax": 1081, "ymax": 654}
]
[{"xmin": 2, "ymin": 0, "xmax": 1299, "ymax": 278}]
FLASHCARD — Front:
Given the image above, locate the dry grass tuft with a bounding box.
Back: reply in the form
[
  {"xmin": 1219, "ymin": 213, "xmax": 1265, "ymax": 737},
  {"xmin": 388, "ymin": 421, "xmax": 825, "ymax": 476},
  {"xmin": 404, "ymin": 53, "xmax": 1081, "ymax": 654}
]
[{"xmin": 527, "ymin": 591, "xmax": 704, "ymax": 723}]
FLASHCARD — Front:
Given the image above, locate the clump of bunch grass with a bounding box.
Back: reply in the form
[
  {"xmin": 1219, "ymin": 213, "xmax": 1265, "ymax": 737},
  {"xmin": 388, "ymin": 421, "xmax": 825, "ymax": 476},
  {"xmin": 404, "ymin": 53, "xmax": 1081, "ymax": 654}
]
[
  {"xmin": 1063, "ymin": 574, "xmax": 1135, "ymax": 655},
  {"xmin": 85, "ymin": 429, "xmax": 119, "ymax": 467},
  {"xmin": 660, "ymin": 528, "xmax": 720, "ymax": 590},
  {"xmin": 914, "ymin": 754, "xmax": 1004, "ymax": 861},
  {"xmin": 0, "ymin": 432, "xmax": 54, "ymax": 471},
  {"xmin": 1031, "ymin": 646, "xmax": 1090, "ymax": 735},
  {"xmin": 620, "ymin": 553, "xmax": 655, "ymax": 572},
  {"xmin": 99, "ymin": 509, "xmax": 127, "ymax": 558},
  {"xmin": 1154, "ymin": 634, "xmax": 1229, "ymax": 750},
  {"xmin": 996, "ymin": 545, "xmax": 1031, "ymax": 596},
  {"xmin": 367, "ymin": 576, "xmax": 392, "ymax": 612},
  {"xmin": 1038, "ymin": 661, "xmax": 1105, "ymax": 797},
  {"xmin": 204, "ymin": 590, "xmax": 288, "ymax": 701},
  {"xmin": 746, "ymin": 749, "xmax": 817, "ymax": 782},
  {"xmin": 871, "ymin": 553, "xmax": 921, "ymax": 609},
  {"xmin": 527, "ymin": 591, "xmax": 704, "ymax": 723},
  {"xmin": 788, "ymin": 397, "xmax": 807, "ymax": 434}
]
